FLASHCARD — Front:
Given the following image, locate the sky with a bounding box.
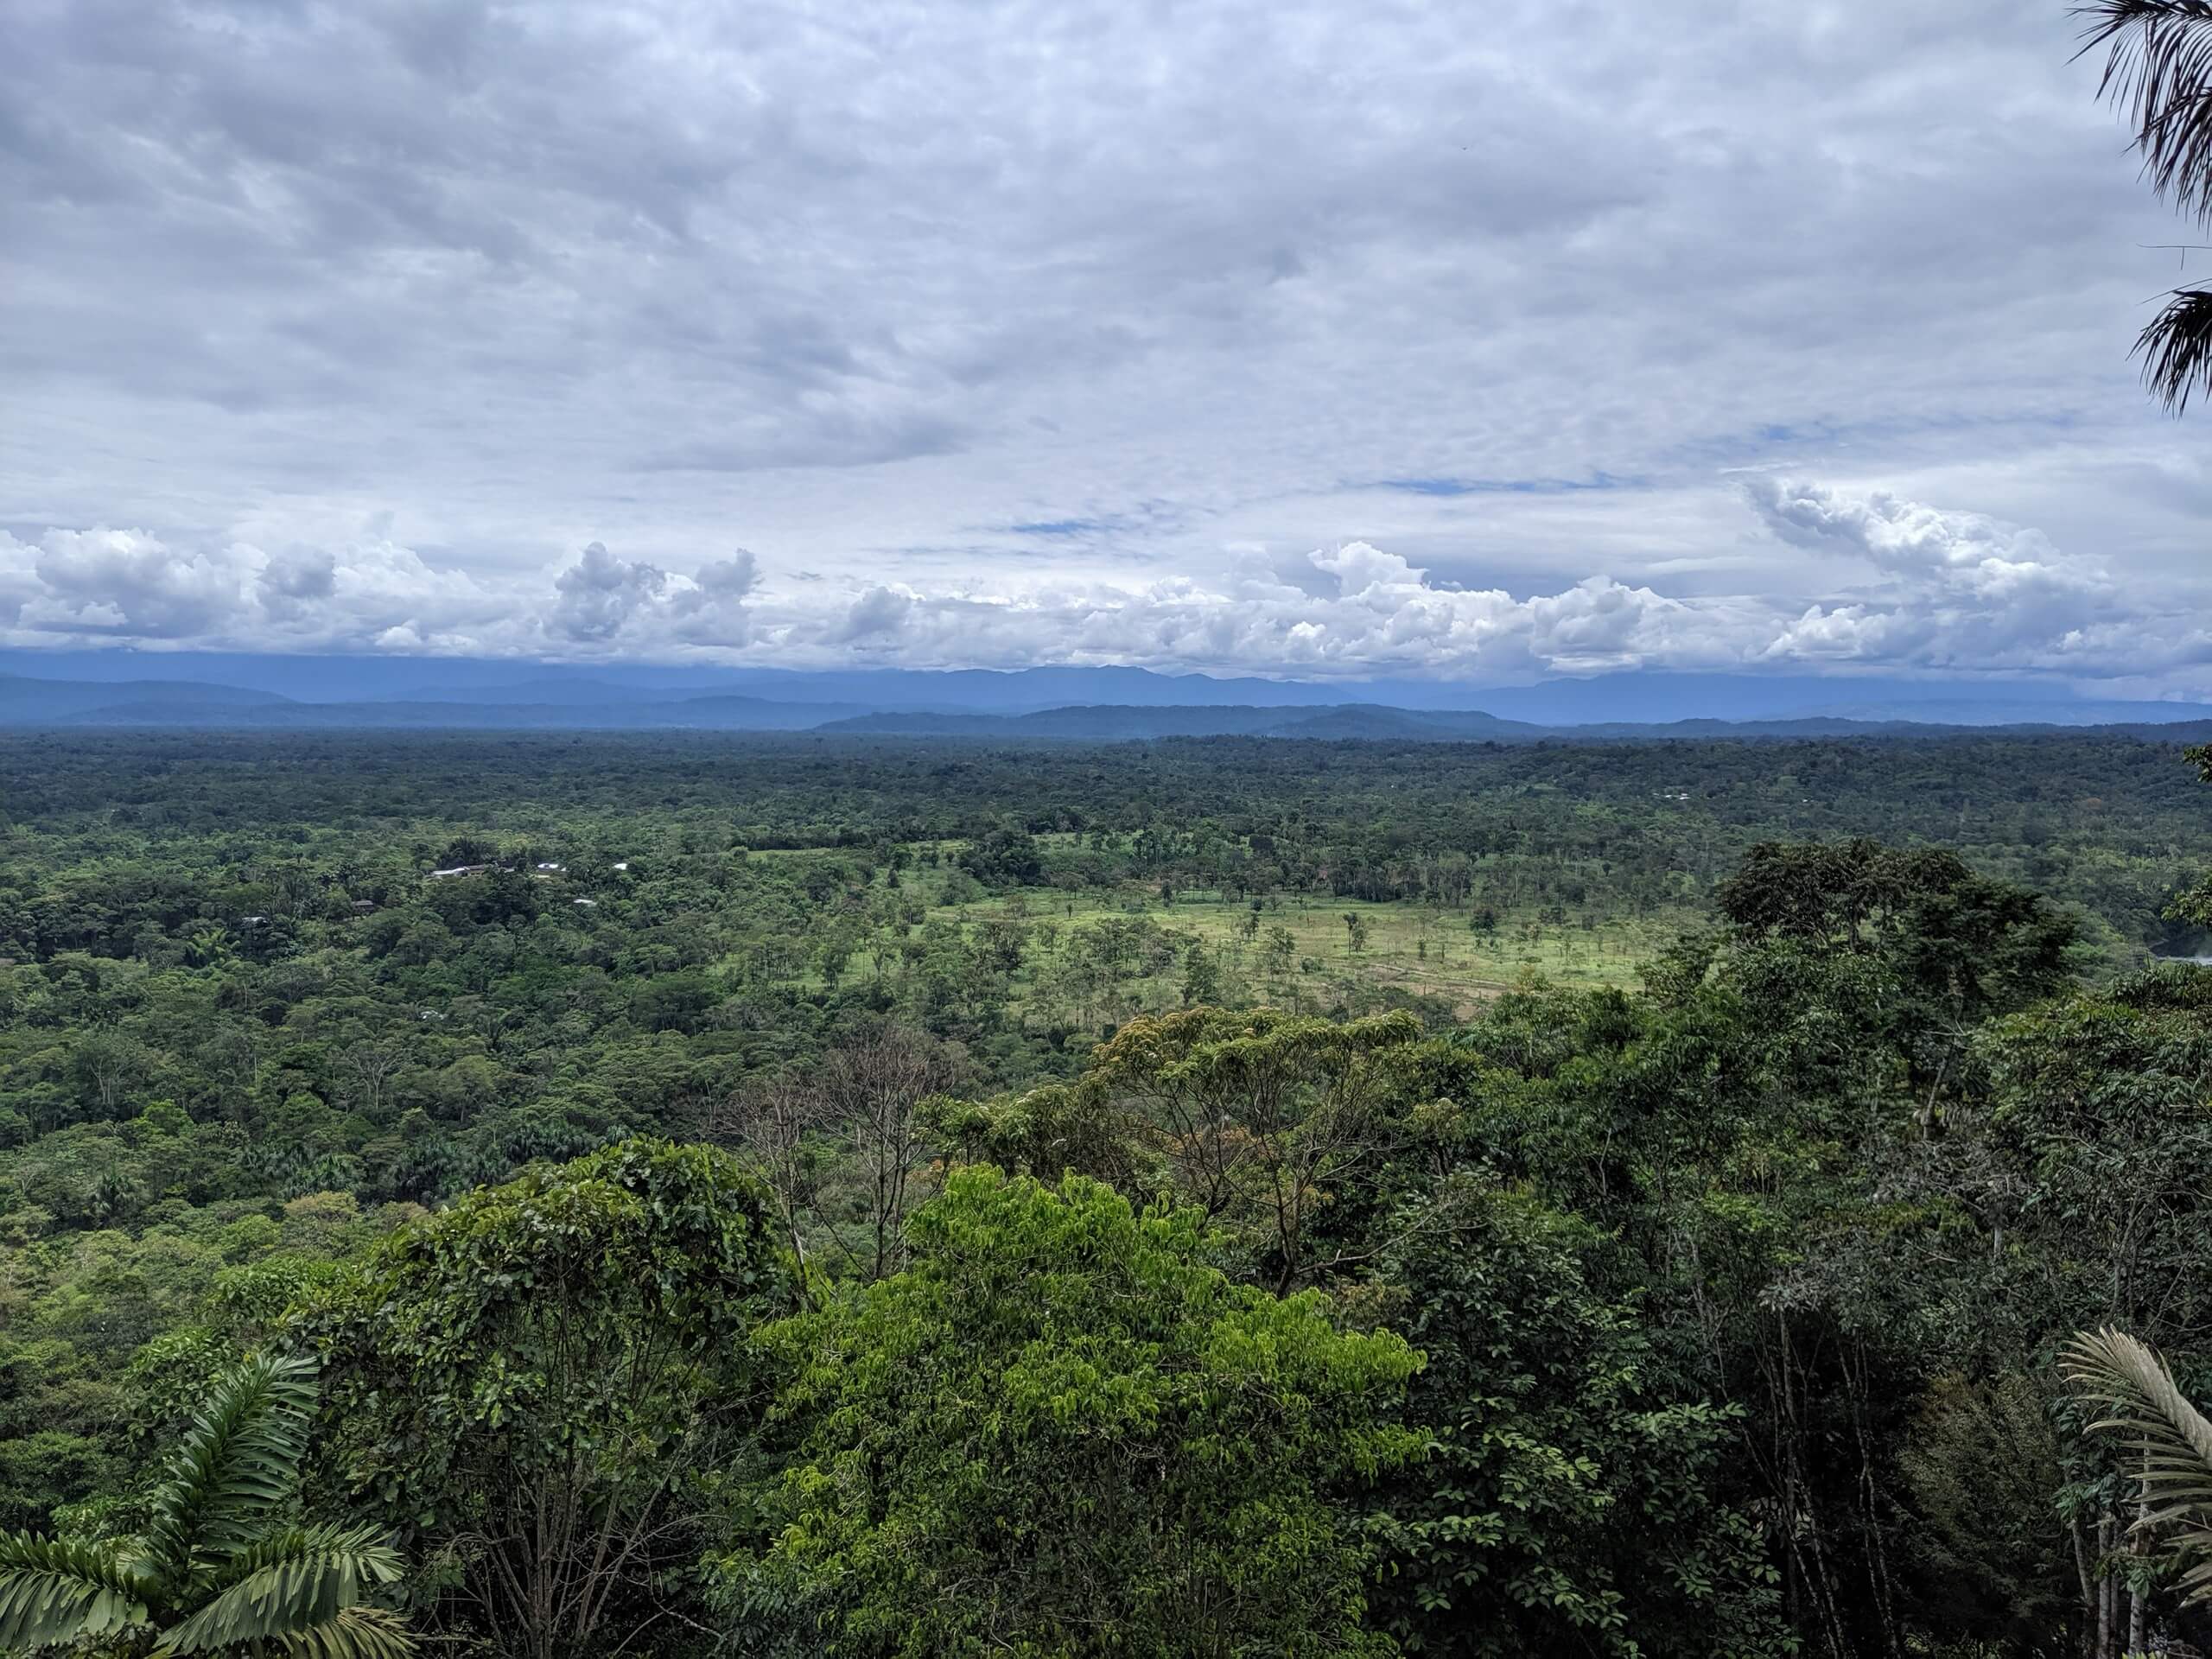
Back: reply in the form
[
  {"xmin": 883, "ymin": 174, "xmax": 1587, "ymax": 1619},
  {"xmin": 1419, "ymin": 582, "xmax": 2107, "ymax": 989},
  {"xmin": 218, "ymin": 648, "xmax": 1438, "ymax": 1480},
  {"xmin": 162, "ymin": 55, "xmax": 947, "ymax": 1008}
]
[{"xmin": 3, "ymin": 0, "xmax": 2209, "ymax": 694}]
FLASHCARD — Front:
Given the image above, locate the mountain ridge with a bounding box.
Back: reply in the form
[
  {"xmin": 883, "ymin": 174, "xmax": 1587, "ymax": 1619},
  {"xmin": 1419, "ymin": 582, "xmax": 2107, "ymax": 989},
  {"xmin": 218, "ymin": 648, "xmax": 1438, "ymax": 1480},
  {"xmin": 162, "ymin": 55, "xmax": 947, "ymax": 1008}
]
[
  {"xmin": 7, "ymin": 669, "xmax": 2212, "ymax": 743},
  {"xmin": 11, "ymin": 652, "xmax": 2212, "ymax": 726}
]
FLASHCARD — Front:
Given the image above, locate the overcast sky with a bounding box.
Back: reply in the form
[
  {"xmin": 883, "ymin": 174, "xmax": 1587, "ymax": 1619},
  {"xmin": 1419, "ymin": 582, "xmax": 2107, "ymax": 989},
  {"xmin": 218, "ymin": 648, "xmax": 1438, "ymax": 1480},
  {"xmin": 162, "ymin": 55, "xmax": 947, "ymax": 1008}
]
[{"xmin": 3, "ymin": 0, "xmax": 2207, "ymax": 690}]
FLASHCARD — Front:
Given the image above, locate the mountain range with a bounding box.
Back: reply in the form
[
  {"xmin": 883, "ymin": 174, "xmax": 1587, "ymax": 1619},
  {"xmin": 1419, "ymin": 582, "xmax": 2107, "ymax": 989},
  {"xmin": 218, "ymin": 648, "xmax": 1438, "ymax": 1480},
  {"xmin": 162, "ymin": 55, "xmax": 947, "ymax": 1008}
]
[{"xmin": 5, "ymin": 660, "xmax": 2212, "ymax": 742}]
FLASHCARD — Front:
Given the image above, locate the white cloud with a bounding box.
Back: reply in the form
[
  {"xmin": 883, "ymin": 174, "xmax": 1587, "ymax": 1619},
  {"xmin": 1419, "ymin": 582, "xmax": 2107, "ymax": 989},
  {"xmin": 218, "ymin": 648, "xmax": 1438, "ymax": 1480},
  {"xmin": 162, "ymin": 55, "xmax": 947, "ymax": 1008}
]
[
  {"xmin": 3, "ymin": 478, "xmax": 2206, "ymax": 687},
  {"xmin": 835, "ymin": 586, "xmax": 913, "ymax": 644},
  {"xmin": 549, "ymin": 543, "xmax": 668, "ymax": 643},
  {"xmin": 1, "ymin": 0, "xmax": 2208, "ymax": 690},
  {"xmin": 257, "ymin": 550, "xmax": 338, "ymax": 620},
  {"xmin": 1746, "ymin": 478, "xmax": 2107, "ymax": 601},
  {"xmin": 30, "ymin": 528, "xmax": 251, "ymax": 639},
  {"xmin": 1742, "ymin": 478, "xmax": 2158, "ymax": 671}
]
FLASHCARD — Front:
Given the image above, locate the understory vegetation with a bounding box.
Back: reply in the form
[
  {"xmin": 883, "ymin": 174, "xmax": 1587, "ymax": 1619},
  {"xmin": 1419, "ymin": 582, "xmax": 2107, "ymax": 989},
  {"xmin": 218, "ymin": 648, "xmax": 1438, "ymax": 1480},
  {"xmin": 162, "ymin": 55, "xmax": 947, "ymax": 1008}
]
[{"xmin": 1, "ymin": 729, "xmax": 2210, "ymax": 1656}]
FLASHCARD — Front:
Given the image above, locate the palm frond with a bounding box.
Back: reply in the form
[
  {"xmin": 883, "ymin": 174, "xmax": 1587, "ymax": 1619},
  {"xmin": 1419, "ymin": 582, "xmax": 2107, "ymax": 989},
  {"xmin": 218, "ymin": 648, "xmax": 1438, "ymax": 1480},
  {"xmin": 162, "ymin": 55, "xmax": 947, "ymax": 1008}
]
[
  {"xmin": 156, "ymin": 1524, "xmax": 409, "ymax": 1656},
  {"xmin": 208, "ymin": 1522, "xmax": 407, "ymax": 1590},
  {"xmin": 0, "ymin": 1532, "xmax": 152, "ymax": 1650},
  {"xmin": 271, "ymin": 1605, "xmax": 417, "ymax": 1659},
  {"xmin": 2061, "ymin": 1326, "xmax": 2212, "ymax": 1604},
  {"xmin": 2134, "ymin": 285, "xmax": 2212, "ymax": 410},
  {"xmin": 160, "ymin": 1603, "xmax": 416, "ymax": 1659},
  {"xmin": 145, "ymin": 1352, "xmax": 320, "ymax": 1573},
  {"xmin": 161, "ymin": 1530, "xmax": 416, "ymax": 1659},
  {"xmin": 2079, "ymin": 0, "xmax": 2212, "ymax": 222}
]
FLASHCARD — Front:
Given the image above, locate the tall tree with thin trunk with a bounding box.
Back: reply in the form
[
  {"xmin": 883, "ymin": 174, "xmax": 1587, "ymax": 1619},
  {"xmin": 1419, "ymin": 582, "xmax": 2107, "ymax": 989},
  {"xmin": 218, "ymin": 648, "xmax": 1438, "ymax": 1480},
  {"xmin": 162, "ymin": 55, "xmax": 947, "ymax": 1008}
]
[{"xmin": 816, "ymin": 1026, "xmax": 963, "ymax": 1282}]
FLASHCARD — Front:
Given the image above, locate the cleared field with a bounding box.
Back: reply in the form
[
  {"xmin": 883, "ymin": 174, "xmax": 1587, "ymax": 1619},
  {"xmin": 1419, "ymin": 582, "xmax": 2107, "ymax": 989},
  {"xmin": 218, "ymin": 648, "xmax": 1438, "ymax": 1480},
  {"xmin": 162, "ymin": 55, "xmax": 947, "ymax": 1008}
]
[{"xmin": 808, "ymin": 877, "xmax": 1697, "ymax": 1020}]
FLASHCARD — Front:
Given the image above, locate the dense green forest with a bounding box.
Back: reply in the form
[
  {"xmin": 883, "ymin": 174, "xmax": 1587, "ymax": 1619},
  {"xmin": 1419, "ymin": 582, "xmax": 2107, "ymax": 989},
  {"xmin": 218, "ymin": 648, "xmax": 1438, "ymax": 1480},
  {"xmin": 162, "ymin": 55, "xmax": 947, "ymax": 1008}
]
[{"xmin": 2, "ymin": 728, "xmax": 2211, "ymax": 1657}]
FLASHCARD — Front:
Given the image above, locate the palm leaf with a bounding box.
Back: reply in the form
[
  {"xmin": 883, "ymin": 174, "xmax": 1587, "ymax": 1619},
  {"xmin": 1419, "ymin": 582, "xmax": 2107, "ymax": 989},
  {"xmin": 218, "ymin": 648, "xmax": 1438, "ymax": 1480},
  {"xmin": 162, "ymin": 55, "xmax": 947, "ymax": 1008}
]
[
  {"xmin": 162, "ymin": 1604, "xmax": 416, "ymax": 1659},
  {"xmin": 269, "ymin": 1605, "xmax": 418, "ymax": 1659},
  {"xmin": 0, "ymin": 1532, "xmax": 153, "ymax": 1650},
  {"xmin": 2080, "ymin": 3, "xmax": 2212, "ymax": 409},
  {"xmin": 2079, "ymin": 0, "xmax": 2212, "ymax": 222},
  {"xmin": 2135, "ymin": 285, "xmax": 2212, "ymax": 411},
  {"xmin": 2060, "ymin": 1326, "xmax": 2212, "ymax": 1604},
  {"xmin": 156, "ymin": 1524, "xmax": 410, "ymax": 1656},
  {"xmin": 145, "ymin": 1351, "xmax": 320, "ymax": 1574}
]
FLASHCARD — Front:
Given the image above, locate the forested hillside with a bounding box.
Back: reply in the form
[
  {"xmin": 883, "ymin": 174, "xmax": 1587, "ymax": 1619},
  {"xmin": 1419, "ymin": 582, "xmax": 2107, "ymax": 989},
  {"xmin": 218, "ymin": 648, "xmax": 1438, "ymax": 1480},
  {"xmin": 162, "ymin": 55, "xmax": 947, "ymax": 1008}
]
[{"xmin": 1, "ymin": 730, "xmax": 2209, "ymax": 1656}]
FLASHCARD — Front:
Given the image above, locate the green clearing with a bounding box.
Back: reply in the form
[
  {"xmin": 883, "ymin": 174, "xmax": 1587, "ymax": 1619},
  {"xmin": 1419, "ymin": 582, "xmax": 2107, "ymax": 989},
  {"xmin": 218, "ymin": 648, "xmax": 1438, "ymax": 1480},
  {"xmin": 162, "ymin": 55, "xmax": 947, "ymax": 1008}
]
[
  {"xmin": 792, "ymin": 873, "xmax": 1698, "ymax": 1020},
  {"xmin": 982, "ymin": 888, "xmax": 1688, "ymax": 1007}
]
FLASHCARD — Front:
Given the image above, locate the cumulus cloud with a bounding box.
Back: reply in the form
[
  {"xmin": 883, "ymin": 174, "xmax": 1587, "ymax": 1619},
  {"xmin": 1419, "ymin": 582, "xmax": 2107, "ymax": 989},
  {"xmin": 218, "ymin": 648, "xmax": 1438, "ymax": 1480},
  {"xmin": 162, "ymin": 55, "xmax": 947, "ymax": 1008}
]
[
  {"xmin": 693, "ymin": 551, "xmax": 760, "ymax": 601},
  {"xmin": 257, "ymin": 550, "xmax": 338, "ymax": 620},
  {"xmin": 30, "ymin": 528, "xmax": 251, "ymax": 639},
  {"xmin": 1743, "ymin": 479, "xmax": 2141, "ymax": 671},
  {"xmin": 836, "ymin": 586, "xmax": 913, "ymax": 644},
  {"xmin": 1747, "ymin": 478, "xmax": 2107, "ymax": 601},
  {"xmin": 0, "ymin": 524, "xmax": 511, "ymax": 654},
  {"xmin": 3, "ymin": 475, "xmax": 2204, "ymax": 685},
  {"xmin": 550, "ymin": 543, "xmax": 668, "ymax": 643}
]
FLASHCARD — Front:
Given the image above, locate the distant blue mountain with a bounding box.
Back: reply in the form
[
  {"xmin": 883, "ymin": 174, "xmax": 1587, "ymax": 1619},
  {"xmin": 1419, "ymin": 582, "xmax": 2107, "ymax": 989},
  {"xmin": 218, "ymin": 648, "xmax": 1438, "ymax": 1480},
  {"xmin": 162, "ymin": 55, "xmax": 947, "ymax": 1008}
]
[
  {"xmin": 0, "ymin": 673, "xmax": 293, "ymax": 721},
  {"xmin": 819, "ymin": 704, "xmax": 1548, "ymax": 740},
  {"xmin": 3, "ymin": 651, "xmax": 2209, "ymax": 731}
]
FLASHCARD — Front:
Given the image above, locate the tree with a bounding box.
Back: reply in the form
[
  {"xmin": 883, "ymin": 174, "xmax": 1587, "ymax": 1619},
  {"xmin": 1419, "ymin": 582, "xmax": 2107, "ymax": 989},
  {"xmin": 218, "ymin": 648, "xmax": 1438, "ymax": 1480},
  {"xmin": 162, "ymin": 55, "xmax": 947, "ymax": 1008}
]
[
  {"xmin": 1982, "ymin": 973, "xmax": 2212, "ymax": 1347},
  {"xmin": 2169, "ymin": 741, "xmax": 2212, "ymax": 927},
  {"xmin": 1897, "ymin": 1373, "xmax": 2086, "ymax": 1653},
  {"xmin": 183, "ymin": 928, "xmax": 231, "ymax": 972},
  {"xmin": 71, "ymin": 1030, "xmax": 157, "ymax": 1120},
  {"xmin": 813, "ymin": 1025, "xmax": 963, "ymax": 1282},
  {"xmin": 716, "ymin": 1071, "xmax": 837, "ymax": 1309},
  {"xmin": 1179, "ymin": 938, "xmax": 1221, "ymax": 1006},
  {"xmin": 2082, "ymin": 1, "xmax": 2212, "ymax": 410},
  {"xmin": 0, "ymin": 1352, "xmax": 412, "ymax": 1657},
  {"xmin": 1718, "ymin": 837, "xmax": 2077, "ymax": 1090},
  {"xmin": 1367, "ymin": 1184, "xmax": 1790, "ymax": 1659},
  {"xmin": 721, "ymin": 1167, "xmax": 1420, "ymax": 1657},
  {"xmin": 1091, "ymin": 1007, "xmax": 1422, "ymax": 1292},
  {"xmin": 294, "ymin": 1140, "xmax": 789, "ymax": 1659}
]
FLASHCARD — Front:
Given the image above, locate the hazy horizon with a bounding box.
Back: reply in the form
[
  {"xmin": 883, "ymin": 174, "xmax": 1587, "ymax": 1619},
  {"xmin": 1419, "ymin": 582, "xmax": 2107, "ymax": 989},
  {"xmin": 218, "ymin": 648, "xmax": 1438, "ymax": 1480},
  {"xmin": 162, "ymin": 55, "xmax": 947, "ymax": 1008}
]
[{"xmin": 7, "ymin": 647, "xmax": 2212, "ymax": 728}]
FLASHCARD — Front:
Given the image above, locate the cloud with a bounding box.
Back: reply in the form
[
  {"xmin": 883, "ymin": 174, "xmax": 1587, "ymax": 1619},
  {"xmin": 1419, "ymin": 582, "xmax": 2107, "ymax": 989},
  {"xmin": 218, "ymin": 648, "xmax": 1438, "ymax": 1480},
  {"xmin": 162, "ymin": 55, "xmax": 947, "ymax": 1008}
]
[
  {"xmin": 29, "ymin": 528, "xmax": 251, "ymax": 639},
  {"xmin": 2, "ymin": 476, "xmax": 2206, "ymax": 687},
  {"xmin": 0, "ymin": 524, "xmax": 512, "ymax": 654},
  {"xmin": 693, "ymin": 551, "xmax": 760, "ymax": 601},
  {"xmin": 836, "ymin": 586, "xmax": 913, "ymax": 643},
  {"xmin": 549, "ymin": 543, "xmax": 668, "ymax": 642},
  {"xmin": 2, "ymin": 0, "xmax": 2208, "ymax": 692},
  {"xmin": 257, "ymin": 550, "xmax": 338, "ymax": 620},
  {"xmin": 1743, "ymin": 478, "xmax": 2142, "ymax": 670},
  {"xmin": 1746, "ymin": 478, "xmax": 2106, "ymax": 601}
]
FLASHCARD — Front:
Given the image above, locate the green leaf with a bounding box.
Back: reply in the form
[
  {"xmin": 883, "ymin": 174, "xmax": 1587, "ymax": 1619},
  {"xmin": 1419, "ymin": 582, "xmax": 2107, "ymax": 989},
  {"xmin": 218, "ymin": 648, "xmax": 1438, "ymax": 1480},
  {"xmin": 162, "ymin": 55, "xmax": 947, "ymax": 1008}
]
[{"xmin": 0, "ymin": 1532, "xmax": 153, "ymax": 1650}]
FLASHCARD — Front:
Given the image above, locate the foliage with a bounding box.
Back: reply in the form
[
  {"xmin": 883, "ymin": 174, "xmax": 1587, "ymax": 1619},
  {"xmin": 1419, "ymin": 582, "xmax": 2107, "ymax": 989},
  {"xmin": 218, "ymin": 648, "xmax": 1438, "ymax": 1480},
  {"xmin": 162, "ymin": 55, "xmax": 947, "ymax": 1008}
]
[
  {"xmin": 1899, "ymin": 1372, "xmax": 2085, "ymax": 1650},
  {"xmin": 1365, "ymin": 1184, "xmax": 1789, "ymax": 1656},
  {"xmin": 294, "ymin": 1140, "xmax": 790, "ymax": 1659},
  {"xmin": 721, "ymin": 1166, "xmax": 1422, "ymax": 1657},
  {"xmin": 2081, "ymin": 0, "xmax": 2212, "ymax": 410},
  {"xmin": 0, "ymin": 1351, "xmax": 411, "ymax": 1656},
  {"xmin": 1087, "ymin": 1007, "xmax": 1422, "ymax": 1290},
  {"xmin": 2063, "ymin": 1327, "xmax": 2212, "ymax": 1607},
  {"xmin": 3, "ymin": 730, "xmax": 2212, "ymax": 1654}
]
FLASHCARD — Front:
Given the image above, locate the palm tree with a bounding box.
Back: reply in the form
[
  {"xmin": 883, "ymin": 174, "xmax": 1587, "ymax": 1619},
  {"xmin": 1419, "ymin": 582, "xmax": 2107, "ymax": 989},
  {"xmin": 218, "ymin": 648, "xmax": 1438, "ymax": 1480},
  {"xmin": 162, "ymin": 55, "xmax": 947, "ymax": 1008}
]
[
  {"xmin": 2080, "ymin": 2, "xmax": 2212, "ymax": 410},
  {"xmin": 2060, "ymin": 1326, "xmax": 2212, "ymax": 1607},
  {"xmin": 0, "ymin": 1353, "xmax": 413, "ymax": 1656}
]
